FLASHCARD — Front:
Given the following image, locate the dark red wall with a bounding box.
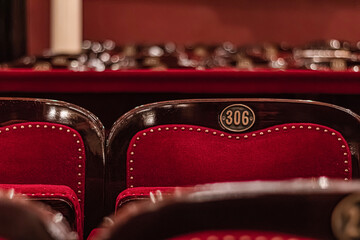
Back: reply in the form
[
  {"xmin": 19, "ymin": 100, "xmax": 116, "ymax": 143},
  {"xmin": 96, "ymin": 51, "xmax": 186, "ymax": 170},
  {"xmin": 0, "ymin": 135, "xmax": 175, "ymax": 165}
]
[{"xmin": 27, "ymin": 0, "xmax": 360, "ymax": 55}]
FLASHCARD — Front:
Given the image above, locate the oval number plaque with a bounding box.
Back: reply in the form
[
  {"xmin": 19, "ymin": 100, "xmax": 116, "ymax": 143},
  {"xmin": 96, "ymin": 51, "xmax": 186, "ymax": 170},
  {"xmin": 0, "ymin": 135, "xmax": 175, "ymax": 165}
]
[{"xmin": 219, "ymin": 104, "xmax": 255, "ymax": 132}]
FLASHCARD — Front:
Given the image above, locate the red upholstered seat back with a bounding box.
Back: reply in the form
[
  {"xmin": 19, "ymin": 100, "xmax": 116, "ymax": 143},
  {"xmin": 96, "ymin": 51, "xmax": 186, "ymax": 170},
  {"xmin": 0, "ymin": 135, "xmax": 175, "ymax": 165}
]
[
  {"xmin": 0, "ymin": 122, "xmax": 86, "ymax": 210},
  {"xmin": 127, "ymin": 123, "xmax": 351, "ymax": 188}
]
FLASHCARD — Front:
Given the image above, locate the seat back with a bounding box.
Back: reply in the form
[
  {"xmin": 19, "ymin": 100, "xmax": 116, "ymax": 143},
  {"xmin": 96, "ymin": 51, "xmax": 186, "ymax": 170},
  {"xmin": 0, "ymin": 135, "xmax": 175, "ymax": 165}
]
[
  {"xmin": 98, "ymin": 180, "xmax": 360, "ymax": 240},
  {"xmin": 0, "ymin": 189, "xmax": 76, "ymax": 240},
  {"xmin": 0, "ymin": 98, "xmax": 105, "ymax": 238},
  {"xmin": 106, "ymin": 99, "xmax": 360, "ymax": 211}
]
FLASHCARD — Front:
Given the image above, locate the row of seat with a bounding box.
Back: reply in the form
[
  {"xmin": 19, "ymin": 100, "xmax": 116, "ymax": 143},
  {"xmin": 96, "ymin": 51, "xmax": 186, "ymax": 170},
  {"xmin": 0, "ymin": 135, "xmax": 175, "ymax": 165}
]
[{"xmin": 0, "ymin": 97, "xmax": 359, "ymax": 239}]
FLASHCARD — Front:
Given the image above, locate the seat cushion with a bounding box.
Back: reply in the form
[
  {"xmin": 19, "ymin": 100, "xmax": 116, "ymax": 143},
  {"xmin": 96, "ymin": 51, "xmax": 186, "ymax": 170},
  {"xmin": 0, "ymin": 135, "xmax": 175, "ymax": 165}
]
[{"xmin": 127, "ymin": 123, "xmax": 351, "ymax": 188}]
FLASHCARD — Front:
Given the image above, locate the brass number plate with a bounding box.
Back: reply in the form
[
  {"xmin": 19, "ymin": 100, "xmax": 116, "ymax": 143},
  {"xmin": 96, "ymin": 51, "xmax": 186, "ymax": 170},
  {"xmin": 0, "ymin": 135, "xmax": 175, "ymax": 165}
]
[{"xmin": 219, "ymin": 104, "xmax": 255, "ymax": 132}]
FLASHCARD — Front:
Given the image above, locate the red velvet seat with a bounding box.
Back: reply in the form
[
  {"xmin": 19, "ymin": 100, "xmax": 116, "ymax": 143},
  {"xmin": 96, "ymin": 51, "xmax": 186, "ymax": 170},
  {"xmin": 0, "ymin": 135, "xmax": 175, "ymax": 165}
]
[
  {"xmin": 106, "ymin": 99, "xmax": 360, "ymax": 213},
  {"xmin": 0, "ymin": 98, "xmax": 105, "ymax": 239},
  {"xmin": 93, "ymin": 180, "xmax": 360, "ymax": 240}
]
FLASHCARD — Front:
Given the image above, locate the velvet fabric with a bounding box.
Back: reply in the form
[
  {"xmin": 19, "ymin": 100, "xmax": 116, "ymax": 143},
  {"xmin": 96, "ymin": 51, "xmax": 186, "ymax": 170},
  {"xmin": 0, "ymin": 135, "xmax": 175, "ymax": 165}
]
[
  {"xmin": 0, "ymin": 122, "xmax": 86, "ymax": 237},
  {"xmin": 116, "ymin": 187, "xmax": 184, "ymax": 211},
  {"xmin": 0, "ymin": 184, "xmax": 82, "ymax": 238},
  {"xmin": 127, "ymin": 123, "xmax": 351, "ymax": 188},
  {"xmin": 170, "ymin": 230, "xmax": 316, "ymax": 240},
  {"xmin": 87, "ymin": 228, "xmax": 102, "ymax": 240}
]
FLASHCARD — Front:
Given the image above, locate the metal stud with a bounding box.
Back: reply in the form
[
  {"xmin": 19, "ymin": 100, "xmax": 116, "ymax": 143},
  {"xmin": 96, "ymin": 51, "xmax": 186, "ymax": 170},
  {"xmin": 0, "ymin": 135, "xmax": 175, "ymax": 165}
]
[
  {"xmin": 267, "ymin": 130, "xmax": 272, "ymax": 133},
  {"xmin": 21, "ymin": 126, "xmax": 24, "ymax": 129},
  {"xmin": 283, "ymin": 126, "xmax": 287, "ymax": 130},
  {"xmin": 28, "ymin": 125, "xmax": 32, "ymax": 128},
  {"xmin": 252, "ymin": 133, "xmax": 256, "ymax": 137},
  {"xmin": 174, "ymin": 127, "xmax": 177, "ymax": 130},
  {"xmin": 275, "ymin": 128, "xmax": 279, "ymax": 131},
  {"xmin": 228, "ymin": 136, "xmax": 232, "ymax": 139},
  {"xmin": 189, "ymin": 128, "xmax": 193, "ymax": 131},
  {"xmin": 143, "ymin": 133, "xmax": 147, "ymax": 136},
  {"xmin": 150, "ymin": 129, "xmax": 154, "ymax": 132},
  {"xmin": 5, "ymin": 128, "xmax": 9, "ymax": 131},
  {"xmin": 133, "ymin": 144, "xmax": 136, "ymax": 147},
  {"xmin": 165, "ymin": 127, "xmax": 169, "ymax": 130},
  {"xmin": 213, "ymin": 132, "xmax": 217, "ymax": 135},
  {"xmin": 12, "ymin": 126, "xmax": 16, "ymax": 130},
  {"xmin": 130, "ymin": 159, "xmax": 134, "ymax": 163},
  {"xmin": 197, "ymin": 128, "xmax": 201, "ymax": 132},
  {"xmin": 244, "ymin": 135, "xmax": 248, "ymax": 139},
  {"xmin": 308, "ymin": 126, "xmax": 312, "ymax": 129},
  {"xmin": 220, "ymin": 134, "xmax": 224, "ymax": 137},
  {"xmin": 59, "ymin": 127, "xmax": 63, "ymax": 130},
  {"xmin": 236, "ymin": 136, "xmax": 240, "ymax": 140},
  {"xmin": 260, "ymin": 132, "xmax": 264, "ymax": 135},
  {"xmin": 316, "ymin": 127, "xmax": 320, "ymax": 130},
  {"xmin": 130, "ymin": 152, "xmax": 134, "ymax": 155}
]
